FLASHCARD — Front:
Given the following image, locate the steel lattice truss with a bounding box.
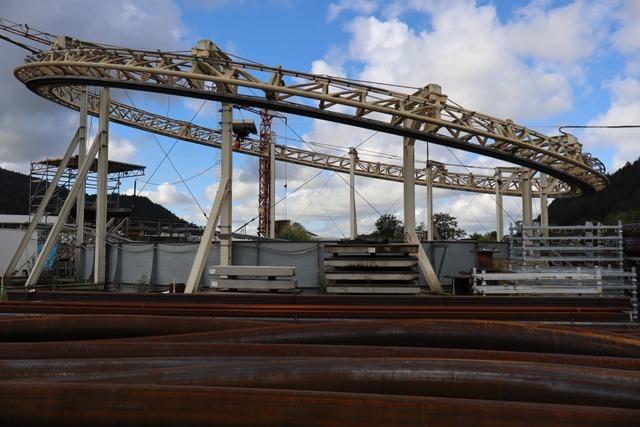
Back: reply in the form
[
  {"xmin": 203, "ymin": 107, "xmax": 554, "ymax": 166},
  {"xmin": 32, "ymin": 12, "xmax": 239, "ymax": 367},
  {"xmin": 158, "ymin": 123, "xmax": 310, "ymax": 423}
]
[{"xmin": 14, "ymin": 37, "xmax": 608, "ymax": 198}]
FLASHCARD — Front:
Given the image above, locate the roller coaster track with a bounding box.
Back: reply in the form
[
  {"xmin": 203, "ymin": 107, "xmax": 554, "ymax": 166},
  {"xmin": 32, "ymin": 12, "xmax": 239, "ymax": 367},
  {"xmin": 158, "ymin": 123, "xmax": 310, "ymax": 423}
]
[{"xmin": 12, "ymin": 37, "xmax": 608, "ymax": 198}]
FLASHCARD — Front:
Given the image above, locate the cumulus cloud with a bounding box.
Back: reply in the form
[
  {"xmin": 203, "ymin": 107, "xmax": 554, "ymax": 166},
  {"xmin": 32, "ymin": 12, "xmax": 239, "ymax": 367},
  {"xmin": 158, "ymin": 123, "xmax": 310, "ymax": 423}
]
[
  {"xmin": 582, "ymin": 78, "xmax": 640, "ymax": 170},
  {"xmin": 612, "ymin": 0, "xmax": 640, "ymax": 55},
  {"xmin": 138, "ymin": 182, "xmax": 193, "ymax": 206},
  {"xmin": 327, "ymin": 0, "xmax": 379, "ymax": 21},
  {"xmin": 297, "ymin": 0, "xmax": 612, "ymax": 235},
  {"xmin": 108, "ymin": 137, "xmax": 136, "ymax": 162},
  {"xmin": 0, "ymin": 0, "xmax": 186, "ymax": 172}
]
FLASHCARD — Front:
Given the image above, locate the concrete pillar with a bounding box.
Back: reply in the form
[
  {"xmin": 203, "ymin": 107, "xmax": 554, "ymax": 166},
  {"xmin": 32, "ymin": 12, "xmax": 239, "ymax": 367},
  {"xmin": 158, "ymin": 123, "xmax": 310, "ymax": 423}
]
[
  {"xmin": 403, "ymin": 137, "xmax": 416, "ymax": 239},
  {"xmin": 349, "ymin": 147, "xmax": 358, "ymax": 239},
  {"xmin": 521, "ymin": 169, "xmax": 533, "ymax": 228},
  {"xmin": 219, "ymin": 103, "xmax": 233, "ymax": 266},
  {"xmin": 75, "ymin": 87, "xmax": 87, "ymax": 281},
  {"xmin": 426, "ymin": 164, "xmax": 434, "ymax": 241},
  {"xmin": 495, "ymin": 169, "xmax": 504, "ymax": 241},
  {"xmin": 94, "ymin": 87, "xmax": 110, "ymax": 285},
  {"xmin": 269, "ymin": 132, "xmax": 276, "ymax": 239}
]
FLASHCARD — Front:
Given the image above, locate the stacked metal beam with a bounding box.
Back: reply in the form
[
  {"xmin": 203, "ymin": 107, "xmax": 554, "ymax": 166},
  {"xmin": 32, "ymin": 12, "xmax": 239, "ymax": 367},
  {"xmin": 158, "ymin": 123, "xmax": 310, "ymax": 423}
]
[{"xmin": 324, "ymin": 243, "xmax": 420, "ymax": 294}]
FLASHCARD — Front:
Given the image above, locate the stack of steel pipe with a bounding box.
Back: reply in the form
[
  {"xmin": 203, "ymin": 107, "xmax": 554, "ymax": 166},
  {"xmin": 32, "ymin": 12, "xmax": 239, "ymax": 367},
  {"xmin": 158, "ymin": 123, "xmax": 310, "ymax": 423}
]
[
  {"xmin": 0, "ymin": 292, "xmax": 639, "ymax": 426},
  {"xmin": 2, "ymin": 291, "xmax": 636, "ymax": 322}
]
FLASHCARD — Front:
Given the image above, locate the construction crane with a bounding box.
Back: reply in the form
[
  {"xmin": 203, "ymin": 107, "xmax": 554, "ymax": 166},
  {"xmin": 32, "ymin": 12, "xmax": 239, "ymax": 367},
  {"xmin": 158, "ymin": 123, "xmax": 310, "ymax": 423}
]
[{"xmin": 237, "ymin": 105, "xmax": 286, "ymax": 237}]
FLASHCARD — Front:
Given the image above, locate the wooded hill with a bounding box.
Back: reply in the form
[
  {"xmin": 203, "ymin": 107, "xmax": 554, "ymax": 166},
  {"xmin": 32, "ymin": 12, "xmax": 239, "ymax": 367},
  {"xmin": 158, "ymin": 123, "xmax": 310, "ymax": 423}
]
[
  {"xmin": 0, "ymin": 166, "xmax": 185, "ymax": 222},
  {"xmin": 549, "ymin": 158, "xmax": 640, "ymax": 225}
]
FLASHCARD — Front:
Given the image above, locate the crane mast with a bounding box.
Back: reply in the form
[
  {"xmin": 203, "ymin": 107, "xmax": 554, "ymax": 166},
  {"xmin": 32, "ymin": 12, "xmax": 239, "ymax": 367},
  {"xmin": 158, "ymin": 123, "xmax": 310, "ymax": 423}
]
[{"xmin": 258, "ymin": 109, "xmax": 273, "ymax": 237}]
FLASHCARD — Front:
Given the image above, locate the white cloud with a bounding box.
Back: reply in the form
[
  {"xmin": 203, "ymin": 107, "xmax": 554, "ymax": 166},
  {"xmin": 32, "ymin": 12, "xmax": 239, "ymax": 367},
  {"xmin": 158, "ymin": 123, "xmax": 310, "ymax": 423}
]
[
  {"xmin": 327, "ymin": 0, "xmax": 379, "ymax": 21},
  {"xmin": 612, "ymin": 0, "xmax": 640, "ymax": 55},
  {"xmin": 0, "ymin": 0, "xmax": 187, "ymax": 172},
  {"xmin": 582, "ymin": 78, "xmax": 640, "ymax": 170},
  {"xmin": 139, "ymin": 183, "xmax": 192, "ymax": 206},
  {"xmin": 108, "ymin": 137, "xmax": 136, "ymax": 162},
  {"xmin": 300, "ymin": 0, "xmax": 610, "ymax": 236},
  {"xmin": 506, "ymin": 1, "xmax": 606, "ymax": 64},
  {"xmin": 340, "ymin": 9, "xmax": 581, "ymax": 119},
  {"xmin": 310, "ymin": 59, "xmax": 345, "ymax": 78}
]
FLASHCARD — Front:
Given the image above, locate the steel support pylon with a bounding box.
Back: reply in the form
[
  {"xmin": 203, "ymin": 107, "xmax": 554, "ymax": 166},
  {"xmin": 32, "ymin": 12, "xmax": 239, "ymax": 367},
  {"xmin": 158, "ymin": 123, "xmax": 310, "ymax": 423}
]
[
  {"xmin": 349, "ymin": 147, "xmax": 358, "ymax": 239},
  {"xmin": 426, "ymin": 165, "xmax": 434, "ymax": 241},
  {"xmin": 75, "ymin": 87, "xmax": 87, "ymax": 281},
  {"xmin": 540, "ymin": 174, "xmax": 549, "ymax": 237},
  {"xmin": 94, "ymin": 88, "xmax": 109, "ymax": 285},
  {"xmin": 495, "ymin": 169, "xmax": 504, "ymax": 242},
  {"xmin": 219, "ymin": 102, "xmax": 233, "ymax": 266},
  {"xmin": 521, "ymin": 169, "xmax": 533, "ymax": 227}
]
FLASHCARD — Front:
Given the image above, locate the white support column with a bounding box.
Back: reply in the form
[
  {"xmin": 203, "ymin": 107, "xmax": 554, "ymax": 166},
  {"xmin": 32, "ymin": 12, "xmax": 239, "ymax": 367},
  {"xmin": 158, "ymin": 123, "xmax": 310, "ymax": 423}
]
[
  {"xmin": 349, "ymin": 147, "xmax": 358, "ymax": 239},
  {"xmin": 3, "ymin": 131, "xmax": 80, "ymax": 280},
  {"xmin": 185, "ymin": 180, "xmax": 228, "ymax": 293},
  {"xmin": 402, "ymin": 84, "xmax": 444, "ymax": 294},
  {"xmin": 269, "ymin": 131, "xmax": 276, "ymax": 239},
  {"xmin": 539, "ymin": 174, "xmax": 549, "ymax": 238},
  {"xmin": 425, "ymin": 164, "xmax": 434, "ymax": 241},
  {"xmin": 25, "ymin": 133, "xmax": 102, "ymax": 288},
  {"xmin": 495, "ymin": 169, "xmax": 504, "ymax": 242},
  {"xmin": 521, "ymin": 169, "xmax": 533, "ymax": 227},
  {"xmin": 219, "ymin": 102, "xmax": 233, "ymax": 266},
  {"xmin": 403, "ymin": 136, "xmax": 416, "ymax": 238},
  {"xmin": 75, "ymin": 87, "xmax": 87, "ymax": 281},
  {"xmin": 539, "ymin": 174, "xmax": 549, "ymax": 227},
  {"xmin": 94, "ymin": 88, "xmax": 110, "ymax": 285}
]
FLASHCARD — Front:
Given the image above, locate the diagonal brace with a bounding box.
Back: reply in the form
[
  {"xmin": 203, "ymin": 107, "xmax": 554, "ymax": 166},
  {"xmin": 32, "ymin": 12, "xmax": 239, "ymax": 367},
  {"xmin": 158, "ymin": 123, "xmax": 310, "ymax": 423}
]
[
  {"xmin": 3, "ymin": 129, "xmax": 79, "ymax": 280},
  {"xmin": 24, "ymin": 132, "xmax": 102, "ymax": 288},
  {"xmin": 185, "ymin": 179, "xmax": 229, "ymax": 294}
]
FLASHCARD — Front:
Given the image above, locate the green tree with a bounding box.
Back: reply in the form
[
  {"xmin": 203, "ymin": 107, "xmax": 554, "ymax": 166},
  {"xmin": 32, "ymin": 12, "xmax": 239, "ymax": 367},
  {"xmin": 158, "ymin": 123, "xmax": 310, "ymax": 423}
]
[
  {"xmin": 468, "ymin": 231, "xmax": 497, "ymax": 241},
  {"xmin": 374, "ymin": 214, "xmax": 404, "ymax": 240},
  {"xmin": 433, "ymin": 212, "xmax": 465, "ymax": 240},
  {"xmin": 277, "ymin": 222, "xmax": 313, "ymax": 241}
]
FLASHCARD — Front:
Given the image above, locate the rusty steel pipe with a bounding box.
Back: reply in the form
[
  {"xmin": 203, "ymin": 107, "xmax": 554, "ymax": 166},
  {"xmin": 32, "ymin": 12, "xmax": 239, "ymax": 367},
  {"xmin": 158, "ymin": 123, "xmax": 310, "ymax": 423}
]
[
  {"xmin": 0, "ymin": 382, "xmax": 638, "ymax": 427},
  {"xmin": 199, "ymin": 319, "xmax": 640, "ymax": 358},
  {"xmin": 19, "ymin": 358, "xmax": 640, "ymax": 409},
  {"xmin": 0, "ymin": 357, "xmax": 284, "ymax": 380},
  {"xmin": 6, "ymin": 290, "xmax": 632, "ymax": 307},
  {"xmin": 2, "ymin": 342, "xmax": 640, "ymax": 371},
  {"xmin": 0, "ymin": 315, "xmax": 280, "ymax": 342},
  {"xmin": 0, "ymin": 301, "xmax": 632, "ymax": 321}
]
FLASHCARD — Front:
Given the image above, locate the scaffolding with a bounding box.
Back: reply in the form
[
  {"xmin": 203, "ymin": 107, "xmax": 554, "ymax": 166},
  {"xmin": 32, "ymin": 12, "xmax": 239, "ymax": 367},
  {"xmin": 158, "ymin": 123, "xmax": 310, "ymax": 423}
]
[{"xmin": 29, "ymin": 155, "xmax": 145, "ymax": 216}]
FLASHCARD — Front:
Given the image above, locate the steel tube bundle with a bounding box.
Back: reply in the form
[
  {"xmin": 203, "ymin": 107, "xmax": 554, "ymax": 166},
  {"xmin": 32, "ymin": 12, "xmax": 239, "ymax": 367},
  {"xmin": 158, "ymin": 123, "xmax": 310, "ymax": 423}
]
[{"xmin": 1, "ymin": 293, "xmax": 639, "ymax": 425}]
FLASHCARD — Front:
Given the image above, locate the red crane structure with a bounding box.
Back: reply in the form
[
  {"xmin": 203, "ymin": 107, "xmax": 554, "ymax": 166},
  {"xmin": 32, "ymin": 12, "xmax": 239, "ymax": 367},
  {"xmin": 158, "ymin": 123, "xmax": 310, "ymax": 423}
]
[
  {"xmin": 257, "ymin": 109, "xmax": 274, "ymax": 238},
  {"xmin": 256, "ymin": 109, "xmax": 286, "ymax": 237}
]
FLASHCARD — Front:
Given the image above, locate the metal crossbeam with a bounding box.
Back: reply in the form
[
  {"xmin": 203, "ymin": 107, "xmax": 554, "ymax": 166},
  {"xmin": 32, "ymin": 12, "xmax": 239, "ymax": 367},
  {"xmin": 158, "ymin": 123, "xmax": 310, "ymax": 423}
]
[
  {"xmin": 30, "ymin": 87, "xmax": 571, "ymax": 198},
  {"xmin": 14, "ymin": 36, "xmax": 607, "ymax": 197}
]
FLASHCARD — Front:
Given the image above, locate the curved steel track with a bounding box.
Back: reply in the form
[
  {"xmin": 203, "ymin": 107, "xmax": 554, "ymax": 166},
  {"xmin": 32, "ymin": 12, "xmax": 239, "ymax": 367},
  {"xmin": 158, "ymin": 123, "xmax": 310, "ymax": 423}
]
[{"xmin": 14, "ymin": 38, "xmax": 608, "ymax": 197}]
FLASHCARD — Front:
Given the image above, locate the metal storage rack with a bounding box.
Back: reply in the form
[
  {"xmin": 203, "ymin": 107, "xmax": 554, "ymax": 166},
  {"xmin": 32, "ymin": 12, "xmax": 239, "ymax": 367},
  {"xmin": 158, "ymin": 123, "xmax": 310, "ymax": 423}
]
[
  {"xmin": 508, "ymin": 221, "xmax": 624, "ymax": 270},
  {"xmin": 472, "ymin": 222, "xmax": 637, "ymax": 320}
]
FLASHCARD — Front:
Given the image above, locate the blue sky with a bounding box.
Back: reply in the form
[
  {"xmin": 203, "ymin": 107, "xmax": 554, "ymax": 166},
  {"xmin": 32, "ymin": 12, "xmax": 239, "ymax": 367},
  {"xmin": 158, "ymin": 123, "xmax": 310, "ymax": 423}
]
[{"xmin": 1, "ymin": 0, "xmax": 639, "ymax": 236}]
